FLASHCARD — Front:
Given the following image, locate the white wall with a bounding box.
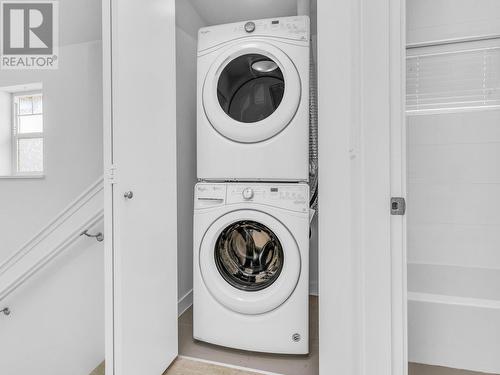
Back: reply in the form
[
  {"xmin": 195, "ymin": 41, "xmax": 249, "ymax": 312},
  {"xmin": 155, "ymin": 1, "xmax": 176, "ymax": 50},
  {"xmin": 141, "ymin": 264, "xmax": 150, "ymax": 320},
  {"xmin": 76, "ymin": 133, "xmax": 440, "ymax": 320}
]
[
  {"xmin": 0, "ymin": 92, "xmax": 11, "ymax": 176},
  {"xmin": 0, "ymin": 41, "xmax": 103, "ymax": 259},
  {"xmin": 407, "ymin": 109, "xmax": 500, "ymax": 298},
  {"xmin": 0, "ymin": 229, "xmax": 104, "ymax": 375},
  {"xmin": 0, "ymin": 3, "xmax": 104, "ymax": 373},
  {"xmin": 189, "ymin": 0, "xmax": 297, "ymax": 26},
  {"xmin": 407, "ymin": 105, "xmax": 500, "ymax": 373},
  {"xmin": 408, "ymin": 109, "xmax": 500, "ymax": 267},
  {"xmin": 407, "ymin": 3, "xmax": 500, "ymax": 370},
  {"xmin": 407, "ymin": 0, "xmax": 500, "ymax": 45},
  {"xmin": 176, "ymin": 0, "xmax": 206, "ymax": 306},
  {"xmin": 0, "ymin": 42, "xmax": 104, "ymax": 372},
  {"xmin": 59, "ymin": 0, "xmax": 102, "ymax": 46}
]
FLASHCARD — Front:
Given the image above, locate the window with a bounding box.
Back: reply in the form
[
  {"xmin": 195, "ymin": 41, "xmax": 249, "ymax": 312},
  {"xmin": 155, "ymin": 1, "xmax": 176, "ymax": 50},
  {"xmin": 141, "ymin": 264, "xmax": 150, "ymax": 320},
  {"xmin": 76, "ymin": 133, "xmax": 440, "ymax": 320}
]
[
  {"xmin": 12, "ymin": 93, "xmax": 44, "ymax": 174},
  {"xmin": 406, "ymin": 44, "xmax": 500, "ymax": 112}
]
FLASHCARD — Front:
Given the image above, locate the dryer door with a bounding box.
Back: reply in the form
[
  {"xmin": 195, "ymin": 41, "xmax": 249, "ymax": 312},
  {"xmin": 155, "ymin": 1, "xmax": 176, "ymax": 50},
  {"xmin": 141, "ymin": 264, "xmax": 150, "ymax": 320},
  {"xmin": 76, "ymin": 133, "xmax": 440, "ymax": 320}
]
[
  {"xmin": 203, "ymin": 42, "xmax": 301, "ymax": 143},
  {"xmin": 199, "ymin": 210, "xmax": 301, "ymax": 315}
]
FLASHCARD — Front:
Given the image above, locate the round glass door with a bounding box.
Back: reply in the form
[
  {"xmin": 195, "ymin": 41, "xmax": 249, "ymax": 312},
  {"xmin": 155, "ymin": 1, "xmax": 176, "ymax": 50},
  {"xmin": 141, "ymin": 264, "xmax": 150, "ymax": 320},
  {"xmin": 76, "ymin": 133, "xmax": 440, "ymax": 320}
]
[
  {"xmin": 217, "ymin": 54, "xmax": 285, "ymax": 123},
  {"xmin": 214, "ymin": 220, "xmax": 284, "ymax": 291},
  {"xmin": 199, "ymin": 209, "xmax": 301, "ymax": 315},
  {"xmin": 202, "ymin": 42, "xmax": 301, "ymax": 143}
]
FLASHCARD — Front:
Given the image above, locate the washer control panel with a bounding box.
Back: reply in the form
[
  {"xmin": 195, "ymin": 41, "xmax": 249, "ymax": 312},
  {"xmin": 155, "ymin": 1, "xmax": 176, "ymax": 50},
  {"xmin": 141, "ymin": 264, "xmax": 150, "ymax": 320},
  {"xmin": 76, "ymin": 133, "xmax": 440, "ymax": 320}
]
[
  {"xmin": 198, "ymin": 16, "xmax": 310, "ymax": 53},
  {"xmin": 227, "ymin": 184, "xmax": 308, "ymax": 213},
  {"xmin": 195, "ymin": 183, "xmax": 308, "ymax": 213},
  {"xmin": 242, "ymin": 187, "xmax": 254, "ymax": 200},
  {"xmin": 244, "ymin": 21, "xmax": 256, "ymax": 33},
  {"xmin": 194, "ymin": 183, "xmax": 226, "ymax": 209}
]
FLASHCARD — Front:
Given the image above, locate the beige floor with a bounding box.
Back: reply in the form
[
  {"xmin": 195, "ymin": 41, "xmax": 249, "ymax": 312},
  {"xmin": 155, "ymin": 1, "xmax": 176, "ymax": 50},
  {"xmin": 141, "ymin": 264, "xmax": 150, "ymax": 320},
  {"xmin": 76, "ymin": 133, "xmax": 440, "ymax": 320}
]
[
  {"xmin": 165, "ymin": 357, "xmax": 263, "ymax": 375},
  {"xmin": 89, "ymin": 358, "xmax": 259, "ymax": 375},
  {"xmin": 179, "ymin": 296, "xmax": 319, "ymax": 375},
  {"xmin": 92, "ymin": 297, "xmax": 498, "ymax": 375},
  {"xmin": 91, "ymin": 359, "xmax": 499, "ymax": 375},
  {"xmin": 409, "ymin": 363, "xmax": 498, "ymax": 375},
  {"xmin": 89, "ymin": 362, "xmax": 104, "ymax": 375}
]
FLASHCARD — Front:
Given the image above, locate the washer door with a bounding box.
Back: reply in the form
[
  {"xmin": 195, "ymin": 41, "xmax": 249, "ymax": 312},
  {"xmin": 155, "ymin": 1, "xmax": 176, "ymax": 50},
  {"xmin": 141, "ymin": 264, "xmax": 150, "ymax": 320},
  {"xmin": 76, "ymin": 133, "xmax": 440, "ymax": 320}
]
[
  {"xmin": 203, "ymin": 42, "xmax": 301, "ymax": 143},
  {"xmin": 199, "ymin": 210, "xmax": 301, "ymax": 315}
]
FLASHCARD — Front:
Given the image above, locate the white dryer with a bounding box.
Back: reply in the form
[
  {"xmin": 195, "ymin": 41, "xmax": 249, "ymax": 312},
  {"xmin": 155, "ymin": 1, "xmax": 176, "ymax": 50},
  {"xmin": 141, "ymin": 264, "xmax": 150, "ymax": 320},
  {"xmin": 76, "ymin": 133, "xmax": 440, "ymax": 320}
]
[
  {"xmin": 197, "ymin": 16, "xmax": 310, "ymax": 181},
  {"xmin": 193, "ymin": 182, "xmax": 309, "ymax": 354}
]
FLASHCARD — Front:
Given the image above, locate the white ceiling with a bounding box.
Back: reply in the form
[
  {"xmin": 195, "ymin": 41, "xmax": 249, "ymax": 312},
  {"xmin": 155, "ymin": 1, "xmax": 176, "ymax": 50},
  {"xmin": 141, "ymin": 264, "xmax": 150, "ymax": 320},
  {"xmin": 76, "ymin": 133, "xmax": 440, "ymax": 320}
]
[{"xmin": 190, "ymin": 0, "xmax": 299, "ymax": 26}]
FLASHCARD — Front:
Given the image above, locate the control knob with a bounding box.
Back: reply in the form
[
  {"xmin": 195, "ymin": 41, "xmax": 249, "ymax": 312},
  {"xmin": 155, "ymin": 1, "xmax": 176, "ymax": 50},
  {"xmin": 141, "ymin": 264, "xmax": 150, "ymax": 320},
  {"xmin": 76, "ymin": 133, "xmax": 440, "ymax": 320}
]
[
  {"xmin": 242, "ymin": 188, "xmax": 254, "ymax": 200},
  {"xmin": 244, "ymin": 21, "xmax": 256, "ymax": 33}
]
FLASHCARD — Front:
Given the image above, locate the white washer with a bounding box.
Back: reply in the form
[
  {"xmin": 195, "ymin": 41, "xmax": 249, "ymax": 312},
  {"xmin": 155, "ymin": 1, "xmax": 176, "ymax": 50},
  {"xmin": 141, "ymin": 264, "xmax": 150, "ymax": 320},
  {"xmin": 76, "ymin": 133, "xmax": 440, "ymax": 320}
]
[
  {"xmin": 197, "ymin": 16, "xmax": 310, "ymax": 181},
  {"xmin": 193, "ymin": 182, "xmax": 309, "ymax": 354}
]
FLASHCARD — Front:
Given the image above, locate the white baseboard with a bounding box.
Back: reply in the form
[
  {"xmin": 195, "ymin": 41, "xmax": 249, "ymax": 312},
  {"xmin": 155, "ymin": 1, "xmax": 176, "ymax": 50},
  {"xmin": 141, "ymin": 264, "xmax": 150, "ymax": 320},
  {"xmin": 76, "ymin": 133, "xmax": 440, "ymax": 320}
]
[{"xmin": 178, "ymin": 289, "xmax": 193, "ymax": 317}]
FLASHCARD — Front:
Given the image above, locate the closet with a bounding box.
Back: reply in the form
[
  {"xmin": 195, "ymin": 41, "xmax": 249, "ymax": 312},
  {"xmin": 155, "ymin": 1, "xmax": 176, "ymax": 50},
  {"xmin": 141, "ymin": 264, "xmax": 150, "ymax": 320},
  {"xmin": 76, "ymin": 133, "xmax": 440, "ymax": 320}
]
[{"xmin": 104, "ymin": 0, "xmax": 319, "ymax": 374}]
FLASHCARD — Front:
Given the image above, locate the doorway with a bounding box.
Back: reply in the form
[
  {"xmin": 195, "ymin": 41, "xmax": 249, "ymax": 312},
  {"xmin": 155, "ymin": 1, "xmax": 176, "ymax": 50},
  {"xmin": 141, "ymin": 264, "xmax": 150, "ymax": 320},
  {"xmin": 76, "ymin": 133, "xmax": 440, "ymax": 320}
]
[
  {"xmin": 405, "ymin": 1, "xmax": 500, "ymax": 374},
  {"xmin": 175, "ymin": 1, "xmax": 319, "ymax": 374}
]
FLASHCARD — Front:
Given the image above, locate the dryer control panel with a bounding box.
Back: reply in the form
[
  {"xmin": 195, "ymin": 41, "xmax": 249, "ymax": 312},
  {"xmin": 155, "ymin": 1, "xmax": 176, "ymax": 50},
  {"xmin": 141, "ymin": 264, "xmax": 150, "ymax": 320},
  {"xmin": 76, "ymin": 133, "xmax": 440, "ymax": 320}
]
[
  {"xmin": 198, "ymin": 16, "xmax": 310, "ymax": 52},
  {"xmin": 195, "ymin": 183, "xmax": 309, "ymax": 213}
]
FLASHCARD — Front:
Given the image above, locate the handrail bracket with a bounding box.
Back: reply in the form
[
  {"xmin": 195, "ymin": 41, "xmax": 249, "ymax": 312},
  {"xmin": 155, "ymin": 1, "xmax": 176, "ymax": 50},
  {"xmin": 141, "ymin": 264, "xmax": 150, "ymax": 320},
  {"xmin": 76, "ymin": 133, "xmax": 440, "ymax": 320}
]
[{"xmin": 80, "ymin": 230, "xmax": 104, "ymax": 242}]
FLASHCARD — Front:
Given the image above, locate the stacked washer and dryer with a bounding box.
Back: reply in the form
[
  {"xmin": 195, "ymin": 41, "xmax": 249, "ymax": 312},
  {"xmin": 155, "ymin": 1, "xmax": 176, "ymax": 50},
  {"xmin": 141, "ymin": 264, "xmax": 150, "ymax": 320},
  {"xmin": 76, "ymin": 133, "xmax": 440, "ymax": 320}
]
[{"xmin": 194, "ymin": 16, "xmax": 312, "ymax": 354}]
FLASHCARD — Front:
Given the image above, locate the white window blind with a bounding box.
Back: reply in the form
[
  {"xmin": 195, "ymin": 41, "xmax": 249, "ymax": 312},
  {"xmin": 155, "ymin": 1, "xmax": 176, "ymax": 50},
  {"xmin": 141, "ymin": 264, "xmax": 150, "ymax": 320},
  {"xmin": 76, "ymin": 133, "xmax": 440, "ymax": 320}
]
[{"xmin": 406, "ymin": 46, "xmax": 500, "ymax": 111}]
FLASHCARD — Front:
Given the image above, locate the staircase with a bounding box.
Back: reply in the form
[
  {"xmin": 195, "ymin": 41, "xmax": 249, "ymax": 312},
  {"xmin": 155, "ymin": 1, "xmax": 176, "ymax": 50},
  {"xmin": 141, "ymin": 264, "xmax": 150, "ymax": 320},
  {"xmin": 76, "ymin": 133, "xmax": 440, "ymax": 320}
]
[
  {"xmin": 0, "ymin": 177, "xmax": 105, "ymax": 375},
  {"xmin": 0, "ymin": 177, "xmax": 104, "ymax": 302}
]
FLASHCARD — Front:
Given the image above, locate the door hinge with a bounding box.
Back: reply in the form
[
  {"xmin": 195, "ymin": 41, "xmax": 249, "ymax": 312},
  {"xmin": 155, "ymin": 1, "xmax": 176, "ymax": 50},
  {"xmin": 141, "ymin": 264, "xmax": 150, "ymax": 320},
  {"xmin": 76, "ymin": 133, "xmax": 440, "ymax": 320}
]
[
  {"xmin": 108, "ymin": 164, "xmax": 117, "ymax": 185},
  {"xmin": 391, "ymin": 197, "xmax": 406, "ymax": 215}
]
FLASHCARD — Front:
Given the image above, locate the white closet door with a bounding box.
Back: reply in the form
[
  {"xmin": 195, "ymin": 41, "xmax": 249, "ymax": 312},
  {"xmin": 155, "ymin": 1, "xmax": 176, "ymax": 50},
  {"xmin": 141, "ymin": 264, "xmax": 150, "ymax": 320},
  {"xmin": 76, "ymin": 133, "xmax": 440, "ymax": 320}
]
[{"xmin": 104, "ymin": 0, "xmax": 178, "ymax": 374}]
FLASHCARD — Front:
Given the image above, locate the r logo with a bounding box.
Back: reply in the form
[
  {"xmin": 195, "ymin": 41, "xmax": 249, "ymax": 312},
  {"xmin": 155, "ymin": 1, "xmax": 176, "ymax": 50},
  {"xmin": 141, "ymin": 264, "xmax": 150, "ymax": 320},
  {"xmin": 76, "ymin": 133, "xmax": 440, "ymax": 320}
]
[
  {"xmin": 1, "ymin": 1, "xmax": 58, "ymax": 69},
  {"xmin": 2, "ymin": 2, "xmax": 53, "ymax": 54}
]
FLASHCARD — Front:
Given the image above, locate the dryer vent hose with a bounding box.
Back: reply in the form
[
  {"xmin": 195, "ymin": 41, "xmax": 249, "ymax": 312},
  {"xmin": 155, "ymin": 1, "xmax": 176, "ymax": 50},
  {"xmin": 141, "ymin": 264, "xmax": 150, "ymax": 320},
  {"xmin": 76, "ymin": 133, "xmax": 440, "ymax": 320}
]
[{"xmin": 309, "ymin": 50, "xmax": 319, "ymax": 211}]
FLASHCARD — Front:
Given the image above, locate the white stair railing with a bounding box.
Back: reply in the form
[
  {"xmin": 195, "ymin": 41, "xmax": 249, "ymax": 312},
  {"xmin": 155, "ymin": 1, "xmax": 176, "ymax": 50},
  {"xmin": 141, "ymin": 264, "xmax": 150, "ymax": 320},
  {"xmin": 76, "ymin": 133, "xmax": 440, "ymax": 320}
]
[{"xmin": 0, "ymin": 177, "xmax": 104, "ymax": 302}]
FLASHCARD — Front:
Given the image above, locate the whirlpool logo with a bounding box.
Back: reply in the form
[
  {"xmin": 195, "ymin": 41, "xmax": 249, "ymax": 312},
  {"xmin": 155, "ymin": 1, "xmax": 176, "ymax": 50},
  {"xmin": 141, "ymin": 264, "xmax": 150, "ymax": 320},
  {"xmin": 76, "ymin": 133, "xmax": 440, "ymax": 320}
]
[{"xmin": 1, "ymin": 1, "xmax": 59, "ymax": 69}]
